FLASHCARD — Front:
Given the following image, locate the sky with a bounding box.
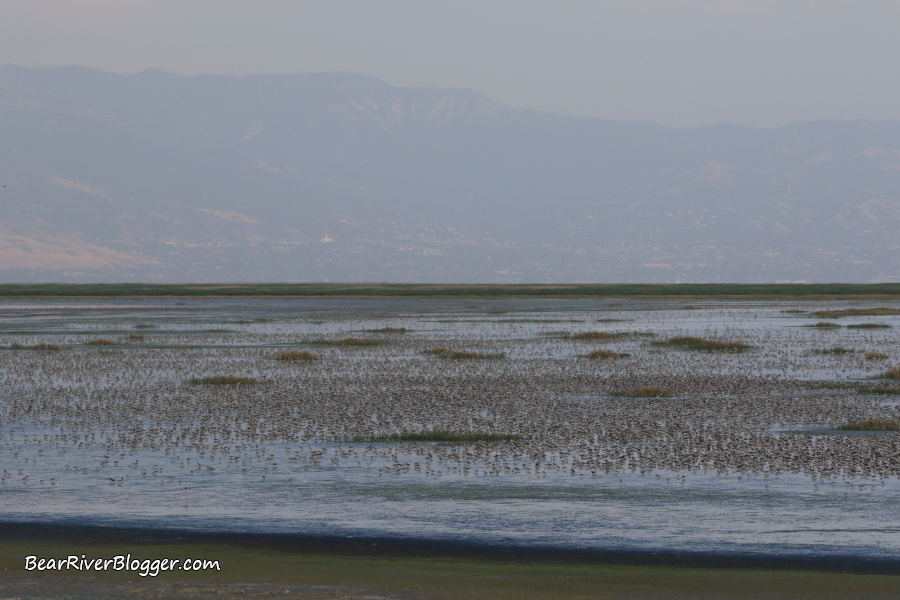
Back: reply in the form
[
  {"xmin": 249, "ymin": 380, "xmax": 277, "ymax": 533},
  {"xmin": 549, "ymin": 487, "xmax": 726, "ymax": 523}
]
[{"xmin": 2, "ymin": 0, "xmax": 900, "ymax": 128}]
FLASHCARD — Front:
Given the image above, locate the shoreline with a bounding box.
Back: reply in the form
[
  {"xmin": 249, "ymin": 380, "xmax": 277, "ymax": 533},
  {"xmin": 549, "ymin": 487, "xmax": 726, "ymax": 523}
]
[{"xmin": 2, "ymin": 522, "xmax": 898, "ymax": 575}]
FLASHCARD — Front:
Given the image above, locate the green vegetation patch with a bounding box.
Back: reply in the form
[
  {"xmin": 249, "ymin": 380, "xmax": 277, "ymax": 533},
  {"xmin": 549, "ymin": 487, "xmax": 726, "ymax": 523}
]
[
  {"xmin": 810, "ymin": 346, "xmax": 855, "ymax": 355},
  {"xmin": 781, "ymin": 309, "xmax": 805, "ymax": 314},
  {"xmin": 571, "ymin": 331, "xmax": 617, "ymax": 340},
  {"xmin": 368, "ymin": 327, "xmax": 409, "ymax": 333},
  {"xmin": 189, "ymin": 376, "xmax": 257, "ymax": 385},
  {"xmin": 352, "ymin": 431, "xmax": 520, "ymax": 443},
  {"xmin": 309, "ymin": 337, "xmax": 381, "ymax": 346},
  {"xmin": 612, "ymin": 386, "xmax": 675, "ymax": 398},
  {"xmin": 856, "ymin": 386, "xmax": 900, "ymax": 395},
  {"xmin": 585, "ymin": 349, "xmax": 630, "ymax": 359},
  {"xmin": 655, "ymin": 336, "xmax": 752, "ymax": 353},
  {"xmin": 847, "ymin": 323, "xmax": 892, "ymax": 329},
  {"xmin": 866, "ymin": 351, "xmax": 889, "ymax": 360},
  {"xmin": 85, "ymin": 338, "xmax": 118, "ymax": 346},
  {"xmin": 424, "ymin": 348, "xmax": 505, "ymax": 360},
  {"xmin": 7, "ymin": 282, "xmax": 900, "ymax": 299},
  {"xmin": 807, "ymin": 322, "xmax": 840, "ymax": 328},
  {"xmin": 813, "ymin": 307, "xmax": 900, "ymax": 318},
  {"xmin": 276, "ymin": 350, "xmax": 318, "ymax": 361},
  {"xmin": 841, "ymin": 419, "xmax": 900, "ymax": 431}
]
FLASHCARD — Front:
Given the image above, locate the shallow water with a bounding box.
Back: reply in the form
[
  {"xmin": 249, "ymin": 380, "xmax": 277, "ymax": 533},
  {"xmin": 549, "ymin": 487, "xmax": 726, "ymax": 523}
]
[{"xmin": 2, "ymin": 297, "xmax": 900, "ymax": 557}]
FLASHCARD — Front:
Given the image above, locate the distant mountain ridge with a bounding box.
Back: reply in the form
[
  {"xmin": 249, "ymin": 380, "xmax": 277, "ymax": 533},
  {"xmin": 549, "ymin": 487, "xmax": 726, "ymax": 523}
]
[{"xmin": 1, "ymin": 64, "xmax": 899, "ymax": 282}]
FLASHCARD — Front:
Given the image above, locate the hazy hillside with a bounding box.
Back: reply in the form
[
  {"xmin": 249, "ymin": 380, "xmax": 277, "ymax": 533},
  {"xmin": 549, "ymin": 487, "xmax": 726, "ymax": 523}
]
[{"xmin": 2, "ymin": 64, "xmax": 899, "ymax": 282}]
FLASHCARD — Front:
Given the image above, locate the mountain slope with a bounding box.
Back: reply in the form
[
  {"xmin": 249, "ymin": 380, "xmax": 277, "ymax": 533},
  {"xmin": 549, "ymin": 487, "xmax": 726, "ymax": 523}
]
[{"xmin": 1, "ymin": 65, "xmax": 899, "ymax": 282}]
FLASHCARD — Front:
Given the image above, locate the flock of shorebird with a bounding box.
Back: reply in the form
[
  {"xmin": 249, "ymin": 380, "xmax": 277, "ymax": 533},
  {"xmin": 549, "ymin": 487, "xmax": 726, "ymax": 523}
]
[{"xmin": 1, "ymin": 301, "xmax": 899, "ymax": 489}]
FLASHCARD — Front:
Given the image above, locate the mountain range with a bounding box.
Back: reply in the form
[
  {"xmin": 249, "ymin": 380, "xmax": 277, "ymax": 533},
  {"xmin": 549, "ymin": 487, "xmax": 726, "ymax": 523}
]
[{"xmin": 2, "ymin": 64, "xmax": 899, "ymax": 283}]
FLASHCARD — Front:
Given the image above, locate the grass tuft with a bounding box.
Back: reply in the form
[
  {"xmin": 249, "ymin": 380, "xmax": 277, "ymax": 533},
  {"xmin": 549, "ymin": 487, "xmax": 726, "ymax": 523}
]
[
  {"xmin": 189, "ymin": 376, "xmax": 257, "ymax": 385},
  {"xmin": 882, "ymin": 367, "xmax": 900, "ymax": 379},
  {"xmin": 31, "ymin": 343, "xmax": 61, "ymax": 351},
  {"xmin": 856, "ymin": 386, "xmax": 900, "ymax": 395},
  {"xmin": 423, "ymin": 348, "xmax": 505, "ymax": 360},
  {"xmin": 585, "ymin": 349, "xmax": 629, "ymax": 359},
  {"xmin": 847, "ymin": 323, "xmax": 892, "ymax": 329},
  {"xmin": 86, "ymin": 338, "xmax": 117, "ymax": 346},
  {"xmin": 276, "ymin": 350, "xmax": 318, "ymax": 361},
  {"xmin": 865, "ymin": 351, "xmax": 889, "ymax": 360},
  {"xmin": 781, "ymin": 309, "xmax": 805, "ymax": 314},
  {"xmin": 809, "ymin": 322, "xmax": 840, "ymax": 328},
  {"xmin": 570, "ymin": 331, "xmax": 616, "ymax": 340},
  {"xmin": 351, "ymin": 431, "xmax": 520, "ymax": 443},
  {"xmin": 612, "ymin": 386, "xmax": 674, "ymax": 398},
  {"xmin": 369, "ymin": 327, "xmax": 408, "ymax": 333},
  {"xmin": 841, "ymin": 419, "xmax": 900, "ymax": 431},
  {"xmin": 128, "ymin": 333, "xmax": 146, "ymax": 341},
  {"xmin": 814, "ymin": 307, "xmax": 900, "ymax": 319},
  {"xmin": 311, "ymin": 337, "xmax": 380, "ymax": 346},
  {"xmin": 656, "ymin": 336, "xmax": 751, "ymax": 352},
  {"xmin": 810, "ymin": 346, "xmax": 854, "ymax": 355}
]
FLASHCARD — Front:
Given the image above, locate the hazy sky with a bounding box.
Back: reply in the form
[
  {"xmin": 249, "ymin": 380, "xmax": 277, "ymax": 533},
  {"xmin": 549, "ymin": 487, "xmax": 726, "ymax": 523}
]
[{"xmin": 2, "ymin": 0, "xmax": 899, "ymax": 127}]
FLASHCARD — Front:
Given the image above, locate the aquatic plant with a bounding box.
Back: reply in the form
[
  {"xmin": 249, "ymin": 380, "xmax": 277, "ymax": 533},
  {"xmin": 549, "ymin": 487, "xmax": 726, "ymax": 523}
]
[
  {"xmin": 276, "ymin": 350, "xmax": 318, "ymax": 361},
  {"xmin": 655, "ymin": 336, "xmax": 751, "ymax": 352},
  {"xmin": 189, "ymin": 376, "xmax": 257, "ymax": 385},
  {"xmin": 612, "ymin": 386, "xmax": 674, "ymax": 398},
  {"xmin": 882, "ymin": 367, "xmax": 900, "ymax": 379},
  {"xmin": 847, "ymin": 323, "xmax": 892, "ymax": 329},
  {"xmin": 813, "ymin": 307, "xmax": 900, "ymax": 319},
  {"xmin": 584, "ymin": 349, "xmax": 629, "ymax": 359},
  {"xmin": 865, "ymin": 351, "xmax": 889, "ymax": 360},
  {"xmin": 86, "ymin": 338, "xmax": 117, "ymax": 346},
  {"xmin": 369, "ymin": 327, "xmax": 408, "ymax": 333},
  {"xmin": 128, "ymin": 333, "xmax": 146, "ymax": 341},
  {"xmin": 351, "ymin": 431, "xmax": 521, "ymax": 443},
  {"xmin": 841, "ymin": 419, "xmax": 900, "ymax": 431},
  {"xmin": 423, "ymin": 348, "xmax": 504, "ymax": 359},
  {"xmin": 809, "ymin": 322, "xmax": 840, "ymax": 328},
  {"xmin": 570, "ymin": 331, "xmax": 616, "ymax": 340},
  {"xmin": 781, "ymin": 309, "xmax": 805, "ymax": 314},
  {"xmin": 855, "ymin": 386, "xmax": 900, "ymax": 395},
  {"xmin": 810, "ymin": 346, "xmax": 854, "ymax": 355}
]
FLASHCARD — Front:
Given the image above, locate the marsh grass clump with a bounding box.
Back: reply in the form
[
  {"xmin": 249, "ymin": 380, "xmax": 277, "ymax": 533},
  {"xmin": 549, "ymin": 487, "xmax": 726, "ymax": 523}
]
[
  {"xmin": 311, "ymin": 337, "xmax": 380, "ymax": 346},
  {"xmin": 865, "ymin": 351, "xmax": 889, "ymax": 360},
  {"xmin": 276, "ymin": 350, "xmax": 318, "ymax": 361},
  {"xmin": 656, "ymin": 336, "xmax": 751, "ymax": 353},
  {"xmin": 370, "ymin": 327, "xmax": 408, "ymax": 333},
  {"xmin": 681, "ymin": 305, "xmax": 698, "ymax": 310},
  {"xmin": 31, "ymin": 343, "xmax": 61, "ymax": 351},
  {"xmin": 585, "ymin": 349, "xmax": 629, "ymax": 359},
  {"xmin": 814, "ymin": 307, "xmax": 900, "ymax": 319},
  {"xmin": 612, "ymin": 386, "xmax": 674, "ymax": 398},
  {"xmin": 189, "ymin": 375, "xmax": 257, "ymax": 385},
  {"xmin": 423, "ymin": 348, "xmax": 505, "ymax": 360},
  {"xmin": 882, "ymin": 367, "xmax": 900, "ymax": 379},
  {"xmin": 86, "ymin": 338, "xmax": 118, "ymax": 346},
  {"xmin": 782, "ymin": 309, "xmax": 805, "ymax": 314},
  {"xmin": 128, "ymin": 333, "xmax": 146, "ymax": 341},
  {"xmin": 809, "ymin": 322, "xmax": 840, "ymax": 328},
  {"xmin": 570, "ymin": 331, "xmax": 616, "ymax": 340},
  {"xmin": 352, "ymin": 431, "xmax": 521, "ymax": 443},
  {"xmin": 847, "ymin": 323, "xmax": 892, "ymax": 329},
  {"xmin": 856, "ymin": 386, "xmax": 900, "ymax": 395},
  {"xmin": 538, "ymin": 331, "xmax": 571, "ymax": 338},
  {"xmin": 596, "ymin": 318, "xmax": 627, "ymax": 323},
  {"xmin": 810, "ymin": 346, "xmax": 855, "ymax": 355},
  {"xmin": 840, "ymin": 419, "xmax": 900, "ymax": 431}
]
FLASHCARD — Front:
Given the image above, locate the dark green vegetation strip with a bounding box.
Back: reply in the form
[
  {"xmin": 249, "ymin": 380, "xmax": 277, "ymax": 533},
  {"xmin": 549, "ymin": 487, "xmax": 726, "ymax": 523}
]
[
  {"xmin": 813, "ymin": 307, "xmax": 900, "ymax": 318},
  {"xmin": 841, "ymin": 419, "xmax": 900, "ymax": 431},
  {"xmin": 351, "ymin": 431, "xmax": 521, "ymax": 443},
  {"xmin": 856, "ymin": 386, "xmax": 900, "ymax": 395},
  {"xmin": 7, "ymin": 538, "xmax": 898, "ymax": 600},
  {"xmin": 188, "ymin": 376, "xmax": 257, "ymax": 385},
  {"xmin": 655, "ymin": 336, "xmax": 752, "ymax": 353},
  {"xmin": 4, "ymin": 283, "xmax": 900, "ymax": 298}
]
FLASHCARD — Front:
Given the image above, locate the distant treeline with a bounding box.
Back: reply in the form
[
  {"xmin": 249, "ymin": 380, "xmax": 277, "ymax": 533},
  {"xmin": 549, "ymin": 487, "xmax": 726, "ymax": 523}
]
[{"xmin": 1, "ymin": 283, "xmax": 899, "ymax": 298}]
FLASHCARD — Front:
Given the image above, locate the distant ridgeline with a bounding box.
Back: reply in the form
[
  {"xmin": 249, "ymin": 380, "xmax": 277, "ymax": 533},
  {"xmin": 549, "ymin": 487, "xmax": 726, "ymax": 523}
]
[
  {"xmin": 1, "ymin": 283, "xmax": 900, "ymax": 298},
  {"xmin": 2, "ymin": 65, "xmax": 900, "ymax": 283}
]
